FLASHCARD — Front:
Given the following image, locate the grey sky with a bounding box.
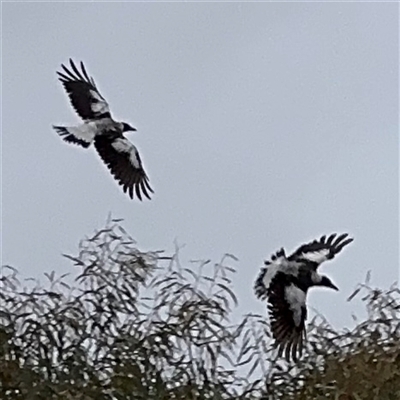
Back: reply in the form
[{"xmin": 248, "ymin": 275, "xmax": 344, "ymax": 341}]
[{"xmin": 2, "ymin": 2, "xmax": 399, "ymax": 331}]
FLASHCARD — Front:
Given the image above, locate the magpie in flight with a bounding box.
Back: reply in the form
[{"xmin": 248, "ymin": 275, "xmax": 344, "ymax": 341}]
[
  {"xmin": 254, "ymin": 233, "xmax": 353, "ymax": 362},
  {"xmin": 53, "ymin": 59, "xmax": 153, "ymax": 201}
]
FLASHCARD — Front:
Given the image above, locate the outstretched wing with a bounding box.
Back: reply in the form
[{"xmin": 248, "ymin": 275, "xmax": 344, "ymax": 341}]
[
  {"xmin": 57, "ymin": 59, "xmax": 111, "ymax": 121},
  {"xmin": 94, "ymin": 135, "xmax": 153, "ymax": 201},
  {"xmin": 288, "ymin": 233, "xmax": 353, "ymax": 269},
  {"xmin": 267, "ymin": 272, "xmax": 307, "ymax": 362}
]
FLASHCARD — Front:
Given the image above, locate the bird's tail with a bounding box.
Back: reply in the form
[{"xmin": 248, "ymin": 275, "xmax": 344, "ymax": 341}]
[{"xmin": 53, "ymin": 125, "xmax": 91, "ymax": 148}]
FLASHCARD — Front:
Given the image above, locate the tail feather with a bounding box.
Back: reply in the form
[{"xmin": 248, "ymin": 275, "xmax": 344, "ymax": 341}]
[{"xmin": 53, "ymin": 125, "xmax": 91, "ymax": 148}]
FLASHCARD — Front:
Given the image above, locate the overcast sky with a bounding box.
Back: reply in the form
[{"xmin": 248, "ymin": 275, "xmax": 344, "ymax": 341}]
[{"xmin": 2, "ymin": 2, "xmax": 399, "ymax": 331}]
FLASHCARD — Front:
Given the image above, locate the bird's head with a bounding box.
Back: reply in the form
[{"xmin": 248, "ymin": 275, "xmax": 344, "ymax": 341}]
[
  {"xmin": 122, "ymin": 122, "xmax": 137, "ymax": 132},
  {"xmin": 319, "ymin": 275, "xmax": 339, "ymax": 291}
]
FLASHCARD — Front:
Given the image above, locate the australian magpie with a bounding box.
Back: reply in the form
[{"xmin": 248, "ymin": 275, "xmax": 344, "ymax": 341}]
[
  {"xmin": 53, "ymin": 59, "xmax": 153, "ymax": 201},
  {"xmin": 254, "ymin": 233, "xmax": 353, "ymax": 362}
]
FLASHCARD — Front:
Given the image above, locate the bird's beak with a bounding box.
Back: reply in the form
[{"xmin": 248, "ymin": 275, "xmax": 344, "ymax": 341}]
[
  {"xmin": 329, "ymin": 282, "xmax": 339, "ymax": 291},
  {"xmin": 123, "ymin": 123, "xmax": 137, "ymax": 132}
]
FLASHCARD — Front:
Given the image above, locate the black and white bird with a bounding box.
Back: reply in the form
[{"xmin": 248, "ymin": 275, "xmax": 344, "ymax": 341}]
[
  {"xmin": 254, "ymin": 233, "xmax": 353, "ymax": 362},
  {"xmin": 53, "ymin": 59, "xmax": 153, "ymax": 200}
]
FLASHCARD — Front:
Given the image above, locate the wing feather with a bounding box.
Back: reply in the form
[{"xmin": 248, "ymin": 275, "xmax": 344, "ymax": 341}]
[
  {"xmin": 57, "ymin": 59, "xmax": 111, "ymax": 121},
  {"xmin": 94, "ymin": 135, "xmax": 153, "ymax": 201},
  {"xmin": 254, "ymin": 248, "xmax": 292, "ymax": 300},
  {"xmin": 267, "ymin": 273, "xmax": 307, "ymax": 362},
  {"xmin": 288, "ymin": 233, "xmax": 354, "ymax": 268}
]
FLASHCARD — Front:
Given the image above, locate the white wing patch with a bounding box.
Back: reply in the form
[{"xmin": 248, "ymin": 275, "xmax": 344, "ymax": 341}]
[
  {"xmin": 260, "ymin": 251, "xmax": 288, "ymax": 289},
  {"xmin": 259, "ymin": 264, "xmax": 279, "ymax": 292},
  {"xmin": 284, "ymin": 284, "xmax": 306, "ymax": 327},
  {"xmin": 128, "ymin": 149, "xmax": 141, "ymax": 169},
  {"xmin": 111, "ymin": 138, "xmax": 141, "ymax": 169},
  {"xmin": 300, "ymin": 248, "xmax": 330, "ymax": 264},
  {"xmin": 66, "ymin": 124, "xmax": 97, "ymax": 144},
  {"xmin": 90, "ymin": 89, "xmax": 109, "ymax": 115},
  {"xmin": 111, "ymin": 138, "xmax": 132, "ymax": 153},
  {"xmin": 259, "ymin": 251, "xmax": 298, "ymax": 292}
]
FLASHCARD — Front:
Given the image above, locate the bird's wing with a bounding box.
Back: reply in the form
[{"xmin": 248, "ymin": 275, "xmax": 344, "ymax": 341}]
[
  {"xmin": 94, "ymin": 135, "xmax": 153, "ymax": 201},
  {"xmin": 267, "ymin": 272, "xmax": 307, "ymax": 362},
  {"xmin": 288, "ymin": 233, "xmax": 353, "ymax": 269},
  {"xmin": 254, "ymin": 248, "xmax": 289, "ymax": 300},
  {"xmin": 57, "ymin": 59, "xmax": 111, "ymax": 121}
]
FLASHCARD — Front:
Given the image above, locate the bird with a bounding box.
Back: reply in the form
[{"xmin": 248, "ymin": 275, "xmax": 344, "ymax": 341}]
[
  {"xmin": 53, "ymin": 59, "xmax": 153, "ymax": 201},
  {"xmin": 254, "ymin": 233, "xmax": 353, "ymax": 362}
]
